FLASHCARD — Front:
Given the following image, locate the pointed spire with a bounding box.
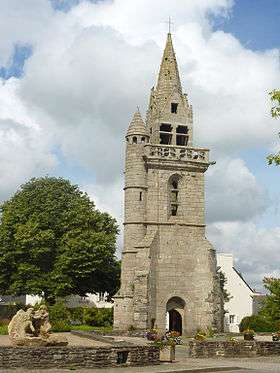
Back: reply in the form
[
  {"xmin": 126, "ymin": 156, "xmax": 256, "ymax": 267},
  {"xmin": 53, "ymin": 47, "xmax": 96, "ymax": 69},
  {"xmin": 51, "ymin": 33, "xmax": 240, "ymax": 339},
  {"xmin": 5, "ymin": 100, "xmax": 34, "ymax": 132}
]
[
  {"xmin": 156, "ymin": 33, "xmax": 182, "ymax": 98},
  {"xmin": 127, "ymin": 109, "xmax": 148, "ymax": 136}
]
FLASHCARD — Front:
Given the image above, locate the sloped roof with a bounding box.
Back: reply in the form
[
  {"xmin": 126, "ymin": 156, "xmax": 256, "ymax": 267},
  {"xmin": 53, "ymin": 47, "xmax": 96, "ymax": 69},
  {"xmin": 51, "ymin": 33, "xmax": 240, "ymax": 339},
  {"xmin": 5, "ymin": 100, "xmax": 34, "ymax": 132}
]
[{"xmin": 127, "ymin": 110, "xmax": 148, "ymax": 136}]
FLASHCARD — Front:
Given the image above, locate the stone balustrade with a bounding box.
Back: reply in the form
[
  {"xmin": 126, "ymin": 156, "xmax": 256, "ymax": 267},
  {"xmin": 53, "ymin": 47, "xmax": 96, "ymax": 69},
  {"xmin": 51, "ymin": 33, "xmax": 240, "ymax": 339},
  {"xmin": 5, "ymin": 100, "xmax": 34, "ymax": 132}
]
[{"xmin": 144, "ymin": 144, "xmax": 209, "ymax": 163}]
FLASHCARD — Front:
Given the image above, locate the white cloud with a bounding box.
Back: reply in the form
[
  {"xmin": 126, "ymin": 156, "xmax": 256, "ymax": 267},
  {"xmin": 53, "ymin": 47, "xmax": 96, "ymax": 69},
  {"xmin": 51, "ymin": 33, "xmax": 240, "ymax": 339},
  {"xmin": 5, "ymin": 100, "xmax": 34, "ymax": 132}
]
[
  {"xmin": 176, "ymin": 25, "xmax": 280, "ymax": 152},
  {"xmin": 0, "ymin": 0, "xmax": 54, "ymax": 66},
  {"xmin": 20, "ymin": 25, "xmax": 159, "ymax": 182},
  {"xmin": 10, "ymin": 0, "xmax": 278, "ymax": 186},
  {"xmin": 0, "ymin": 79, "xmax": 57, "ymax": 201},
  {"xmin": 208, "ymin": 222, "xmax": 280, "ymax": 291},
  {"xmin": 83, "ymin": 179, "xmax": 123, "ymax": 256},
  {"xmin": 72, "ymin": 0, "xmax": 233, "ymax": 45},
  {"xmin": 206, "ymin": 158, "xmax": 270, "ymax": 223},
  {"xmin": 0, "ymin": 118, "xmax": 57, "ymax": 201}
]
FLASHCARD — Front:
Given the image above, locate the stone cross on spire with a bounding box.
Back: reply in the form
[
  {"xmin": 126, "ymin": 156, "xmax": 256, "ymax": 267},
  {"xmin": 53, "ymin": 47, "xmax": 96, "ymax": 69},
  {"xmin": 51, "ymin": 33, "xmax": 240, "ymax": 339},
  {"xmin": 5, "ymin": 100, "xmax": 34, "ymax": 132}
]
[{"xmin": 165, "ymin": 16, "xmax": 174, "ymax": 34}]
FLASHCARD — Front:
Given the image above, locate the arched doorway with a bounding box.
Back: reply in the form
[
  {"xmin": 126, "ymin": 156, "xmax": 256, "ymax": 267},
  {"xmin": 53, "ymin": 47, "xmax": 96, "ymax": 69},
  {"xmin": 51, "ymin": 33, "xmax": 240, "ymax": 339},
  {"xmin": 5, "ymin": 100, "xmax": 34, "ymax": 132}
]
[
  {"xmin": 169, "ymin": 309, "xmax": 182, "ymax": 334},
  {"xmin": 166, "ymin": 296, "xmax": 186, "ymax": 336}
]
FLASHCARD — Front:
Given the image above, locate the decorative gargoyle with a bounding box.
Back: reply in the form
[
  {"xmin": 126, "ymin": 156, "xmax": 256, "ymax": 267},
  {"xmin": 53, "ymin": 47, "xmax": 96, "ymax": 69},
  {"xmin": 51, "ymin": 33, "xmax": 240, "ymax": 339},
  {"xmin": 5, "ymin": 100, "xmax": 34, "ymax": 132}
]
[{"xmin": 8, "ymin": 305, "xmax": 68, "ymax": 346}]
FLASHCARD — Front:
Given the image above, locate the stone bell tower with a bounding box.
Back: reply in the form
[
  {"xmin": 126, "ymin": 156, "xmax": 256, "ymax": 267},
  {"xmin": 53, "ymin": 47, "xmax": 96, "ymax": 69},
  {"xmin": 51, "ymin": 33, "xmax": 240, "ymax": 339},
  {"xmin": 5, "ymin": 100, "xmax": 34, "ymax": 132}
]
[{"xmin": 114, "ymin": 33, "xmax": 223, "ymax": 335}]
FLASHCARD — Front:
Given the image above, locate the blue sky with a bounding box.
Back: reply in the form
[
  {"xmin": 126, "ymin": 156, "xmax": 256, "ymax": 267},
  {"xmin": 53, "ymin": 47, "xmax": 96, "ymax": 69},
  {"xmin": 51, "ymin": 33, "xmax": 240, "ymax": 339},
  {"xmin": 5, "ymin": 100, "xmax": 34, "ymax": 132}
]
[
  {"xmin": 0, "ymin": 44, "xmax": 32, "ymax": 79},
  {"xmin": 215, "ymin": 0, "xmax": 280, "ymax": 51},
  {"xmin": 213, "ymin": 0, "xmax": 280, "ymax": 231}
]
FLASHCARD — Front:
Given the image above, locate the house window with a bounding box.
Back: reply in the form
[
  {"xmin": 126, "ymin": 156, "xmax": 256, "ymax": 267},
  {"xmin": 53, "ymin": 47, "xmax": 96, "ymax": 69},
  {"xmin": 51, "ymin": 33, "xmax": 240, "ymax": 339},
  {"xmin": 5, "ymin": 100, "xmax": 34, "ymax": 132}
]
[
  {"xmin": 171, "ymin": 103, "xmax": 178, "ymax": 114},
  {"xmin": 132, "ymin": 136, "xmax": 137, "ymax": 144},
  {"xmin": 139, "ymin": 192, "xmax": 142, "ymax": 201},
  {"xmin": 229, "ymin": 315, "xmax": 235, "ymax": 324},
  {"xmin": 160, "ymin": 123, "xmax": 172, "ymax": 145}
]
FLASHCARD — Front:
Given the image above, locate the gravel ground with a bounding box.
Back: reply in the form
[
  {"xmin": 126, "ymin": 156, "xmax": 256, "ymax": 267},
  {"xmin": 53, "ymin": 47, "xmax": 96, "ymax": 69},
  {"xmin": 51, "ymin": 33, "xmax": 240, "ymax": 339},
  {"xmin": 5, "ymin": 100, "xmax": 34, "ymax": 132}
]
[{"xmin": 0, "ymin": 332, "xmax": 109, "ymax": 347}]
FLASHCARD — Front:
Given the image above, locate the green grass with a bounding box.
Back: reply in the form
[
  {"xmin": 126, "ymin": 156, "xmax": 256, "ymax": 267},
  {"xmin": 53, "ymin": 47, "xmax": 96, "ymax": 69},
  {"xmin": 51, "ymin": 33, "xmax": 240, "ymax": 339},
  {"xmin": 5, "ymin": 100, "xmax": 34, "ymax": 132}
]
[
  {"xmin": 0, "ymin": 323, "xmax": 113, "ymax": 335},
  {"xmin": 70, "ymin": 325, "xmax": 113, "ymax": 333}
]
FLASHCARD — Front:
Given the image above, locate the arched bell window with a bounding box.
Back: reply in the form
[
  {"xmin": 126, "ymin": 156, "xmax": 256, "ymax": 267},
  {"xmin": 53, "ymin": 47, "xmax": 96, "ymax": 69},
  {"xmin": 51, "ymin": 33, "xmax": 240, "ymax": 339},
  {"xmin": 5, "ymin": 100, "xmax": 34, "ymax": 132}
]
[{"xmin": 169, "ymin": 174, "xmax": 180, "ymax": 217}]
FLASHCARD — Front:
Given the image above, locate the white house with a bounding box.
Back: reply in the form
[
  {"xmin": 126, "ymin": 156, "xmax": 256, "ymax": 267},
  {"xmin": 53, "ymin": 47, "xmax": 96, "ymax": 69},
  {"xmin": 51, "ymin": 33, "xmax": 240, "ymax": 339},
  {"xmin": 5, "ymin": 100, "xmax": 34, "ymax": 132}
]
[{"xmin": 217, "ymin": 253, "xmax": 262, "ymax": 333}]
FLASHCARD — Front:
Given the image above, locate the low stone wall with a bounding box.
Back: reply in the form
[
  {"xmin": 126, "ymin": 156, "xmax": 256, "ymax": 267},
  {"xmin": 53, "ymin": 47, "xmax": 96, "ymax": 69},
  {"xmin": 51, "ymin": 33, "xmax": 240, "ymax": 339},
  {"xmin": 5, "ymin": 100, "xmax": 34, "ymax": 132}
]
[
  {"xmin": 189, "ymin": 340, "xmax": 280, "ymax": 358},
  {"xmin": 0, "ymin": 345, "xmax": 160, "ymax": 369}
]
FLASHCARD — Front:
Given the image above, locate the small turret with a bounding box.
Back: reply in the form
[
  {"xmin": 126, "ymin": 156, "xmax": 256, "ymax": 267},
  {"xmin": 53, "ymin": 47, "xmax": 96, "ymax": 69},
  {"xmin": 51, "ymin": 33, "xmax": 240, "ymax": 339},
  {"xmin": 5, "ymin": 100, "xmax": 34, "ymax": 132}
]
[
  {"xmin": 124, "ymin": 108, "xmax": 148, "ymax": 254},
  {"xmin": 115, "ymin": 108, "xmax": 149, "ymax": 328},
  {"xmin": 126, "ymin": 109, "xmax": 149, "ymax": 144}
]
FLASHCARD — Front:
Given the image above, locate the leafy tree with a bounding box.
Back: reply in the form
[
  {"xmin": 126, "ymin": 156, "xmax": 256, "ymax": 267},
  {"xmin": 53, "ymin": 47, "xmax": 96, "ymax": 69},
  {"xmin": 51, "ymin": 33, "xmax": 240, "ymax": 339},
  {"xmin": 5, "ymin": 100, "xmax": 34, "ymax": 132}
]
[
  {"xmin": 217, "ymin": 270, "xmax": 231, "ymax": 303},
  {"xmin": 260, "ymin": 277, "xmax": 280, "ymax": 324},
  {"xmin": 0, "ymin": 177, "xmax": 120, "ymax": 304},
  {"xmin": 267, "ymin": 90, "xmax": 280, "ymax": 165}
]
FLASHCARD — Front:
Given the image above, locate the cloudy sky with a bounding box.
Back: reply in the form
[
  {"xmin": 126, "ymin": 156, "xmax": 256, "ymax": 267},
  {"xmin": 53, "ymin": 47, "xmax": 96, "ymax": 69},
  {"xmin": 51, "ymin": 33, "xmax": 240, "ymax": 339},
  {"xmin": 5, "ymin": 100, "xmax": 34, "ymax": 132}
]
[{"xmin": 0, "ymin": 0, "xmax": 279, "ymax": 291}]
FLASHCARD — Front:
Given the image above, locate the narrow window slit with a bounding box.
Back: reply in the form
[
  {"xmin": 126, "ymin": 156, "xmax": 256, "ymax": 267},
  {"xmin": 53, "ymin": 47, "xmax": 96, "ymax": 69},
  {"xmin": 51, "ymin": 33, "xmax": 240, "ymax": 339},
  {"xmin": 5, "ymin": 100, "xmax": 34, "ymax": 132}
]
[{"xmin": 171, "ymin": 103, "xmax": 178, "ymax": 114}]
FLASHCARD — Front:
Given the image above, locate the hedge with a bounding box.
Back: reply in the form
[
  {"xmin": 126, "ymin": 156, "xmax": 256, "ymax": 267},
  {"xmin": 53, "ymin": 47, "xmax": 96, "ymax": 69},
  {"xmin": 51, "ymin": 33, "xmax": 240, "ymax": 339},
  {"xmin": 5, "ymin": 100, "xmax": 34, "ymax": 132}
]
[
  {"xmin": 0, "ymin": 301, "xmax": 113, "ymax": 333},
  {"xmin": 239, "ymin": 315, "xmax": 278, "ymax": 332}
]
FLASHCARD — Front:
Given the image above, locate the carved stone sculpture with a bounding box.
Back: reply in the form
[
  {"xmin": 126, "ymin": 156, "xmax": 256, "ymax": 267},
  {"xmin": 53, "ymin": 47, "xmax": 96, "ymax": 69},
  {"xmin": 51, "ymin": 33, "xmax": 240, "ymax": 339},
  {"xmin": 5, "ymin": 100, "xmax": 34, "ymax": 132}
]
[
  {"xmin": 33, "ymin": 305, "xmax": 52, "ymax": 337},
  {"xmin": 8, "ymin": 306, "xmax": 68, "ymax": 346}
]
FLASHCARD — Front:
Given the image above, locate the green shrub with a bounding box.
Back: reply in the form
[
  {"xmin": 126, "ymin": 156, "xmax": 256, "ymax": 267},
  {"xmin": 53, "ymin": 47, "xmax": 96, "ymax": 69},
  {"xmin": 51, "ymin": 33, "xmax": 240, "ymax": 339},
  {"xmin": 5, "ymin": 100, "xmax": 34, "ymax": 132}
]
[
  {"xmin": 206, "ymin": 326, "xmax": 214, "ymax": 338},
  {"xmin": 83, "ymin": 307, "xmax": 113, "ymax": 327},
  {"xmin": 48, "ymin": 301, "xmax": 71, "ymax": 326},
  {"xmin": 0, "ymin": 325, "xmax": 8, "ymax": 335},
  {"xmin": 69, "ymin": 307, "xmax": 84, "ymax": 325},
  {"xmin": 100, "ymin": 308, "xmax": 113, "ymax": 327},
  {"xmin": 83, "ymin": 307, "xmax": 98, "ymax": 326},
  {"xmin": 50, "ymin": 321, "xmax": 71, "ymax": 332},
  {"xmin": 239, "ymin": 315, "xmax": 277, "ymax": 332},
  {"xmin": 17, "ymin": 302, "xmax": 114, "ymax": 331},
  {"xmin": 0, "ymin": 305, "xmax": 19, "ymax": 321}
]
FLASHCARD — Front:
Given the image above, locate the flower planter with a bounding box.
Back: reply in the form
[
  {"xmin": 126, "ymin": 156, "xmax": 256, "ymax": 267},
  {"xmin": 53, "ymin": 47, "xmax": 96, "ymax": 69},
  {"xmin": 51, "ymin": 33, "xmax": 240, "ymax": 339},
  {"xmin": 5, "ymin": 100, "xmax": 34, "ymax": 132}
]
[{"xmin": 160, "ymin": 345, "xmax": 175, "ymax": 362}]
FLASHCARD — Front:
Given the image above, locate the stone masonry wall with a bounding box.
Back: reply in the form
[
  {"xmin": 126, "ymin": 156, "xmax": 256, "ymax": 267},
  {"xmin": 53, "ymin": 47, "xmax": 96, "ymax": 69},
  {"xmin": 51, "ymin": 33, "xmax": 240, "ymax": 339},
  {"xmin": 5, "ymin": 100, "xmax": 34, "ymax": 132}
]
[
  {"xmin": 189, "ymin": 340, "xmax": 280, "ymax": 358},
  {"xmin": 0, "ymin": 345, "xmax": 160, "ymax": 369}
]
